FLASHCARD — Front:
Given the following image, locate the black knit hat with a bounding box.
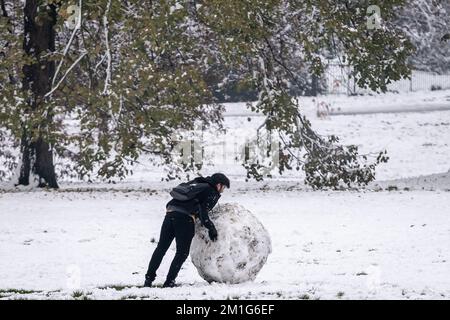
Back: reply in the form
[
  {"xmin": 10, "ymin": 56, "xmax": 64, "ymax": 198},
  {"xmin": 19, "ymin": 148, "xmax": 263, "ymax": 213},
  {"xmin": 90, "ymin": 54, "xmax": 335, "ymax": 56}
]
[{"xmin": 210, "ymin": 173, "xmax": 230, "ymax": 188}]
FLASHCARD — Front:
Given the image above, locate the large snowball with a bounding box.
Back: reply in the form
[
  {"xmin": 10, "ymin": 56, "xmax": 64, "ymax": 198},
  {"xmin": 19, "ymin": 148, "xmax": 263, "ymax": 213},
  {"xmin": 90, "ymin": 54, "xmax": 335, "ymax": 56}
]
[{"xmin": 190, "ymin": 203, "xmax": 272, "ymax": 284}]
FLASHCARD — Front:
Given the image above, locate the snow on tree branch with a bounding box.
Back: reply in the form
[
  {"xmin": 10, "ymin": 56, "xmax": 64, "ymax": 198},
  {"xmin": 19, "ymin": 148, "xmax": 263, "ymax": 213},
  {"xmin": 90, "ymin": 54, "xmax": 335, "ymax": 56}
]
[
  {"xmin": 51, "ymin": 0, "xmax": 83, "ymax": 90},
  {"xmin": 102, "ymin": 0, "xmax": 112, "ymax": 96}
]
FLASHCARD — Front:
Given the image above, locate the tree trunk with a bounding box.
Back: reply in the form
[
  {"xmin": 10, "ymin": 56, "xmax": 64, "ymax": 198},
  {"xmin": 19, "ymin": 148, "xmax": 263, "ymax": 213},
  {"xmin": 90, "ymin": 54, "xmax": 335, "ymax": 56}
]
[
  {"xmin": 34, "ymin": 137, "xmax": 59, "ymax": 188},
  {"xmin": 1, "ymin": 0, "xmax": 7, "ymax": 17},
  {"xmin": 311, "ymin": 74, "xmax": 318, "ymax": 97},
  {"xmin": 18, "ymin": 129, "xmax": 31, "ymax": 186},
  {"xmin": 18, "ymin": 0, "xmax": 59, "ymax": 188}
]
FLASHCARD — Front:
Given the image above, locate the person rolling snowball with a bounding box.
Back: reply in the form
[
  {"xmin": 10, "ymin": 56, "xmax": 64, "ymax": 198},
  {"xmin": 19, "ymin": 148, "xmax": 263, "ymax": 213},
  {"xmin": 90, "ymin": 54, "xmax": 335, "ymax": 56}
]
[
  {"xmin": 144, "ymin": 173, "xmax": 230, "ymax": 288},
  {"xmin": 190, "ymin": 203, "xmax": 272, "ymax": 284}
]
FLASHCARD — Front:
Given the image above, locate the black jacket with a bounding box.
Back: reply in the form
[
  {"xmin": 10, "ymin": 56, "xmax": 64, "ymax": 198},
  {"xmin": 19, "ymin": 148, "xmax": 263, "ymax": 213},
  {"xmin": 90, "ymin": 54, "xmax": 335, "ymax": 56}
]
[{"xmin": 166, "ymin": 176, "xmax": 221, "ymax": 230}]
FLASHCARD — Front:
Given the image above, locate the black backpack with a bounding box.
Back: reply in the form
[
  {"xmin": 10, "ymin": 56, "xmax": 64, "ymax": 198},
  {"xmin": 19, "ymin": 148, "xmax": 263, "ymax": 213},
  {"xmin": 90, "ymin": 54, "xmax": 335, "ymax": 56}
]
[{"xmin": 170, "ymin": 182, "xmax": 209, "ymax": 201}]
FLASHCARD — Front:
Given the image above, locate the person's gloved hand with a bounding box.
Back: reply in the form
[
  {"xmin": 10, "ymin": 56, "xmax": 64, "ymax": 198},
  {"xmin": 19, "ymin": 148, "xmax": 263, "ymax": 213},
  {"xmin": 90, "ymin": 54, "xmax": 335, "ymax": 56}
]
[{"xmin": 208, "ymin": 225, "xmax": 218, "ymax": 242}]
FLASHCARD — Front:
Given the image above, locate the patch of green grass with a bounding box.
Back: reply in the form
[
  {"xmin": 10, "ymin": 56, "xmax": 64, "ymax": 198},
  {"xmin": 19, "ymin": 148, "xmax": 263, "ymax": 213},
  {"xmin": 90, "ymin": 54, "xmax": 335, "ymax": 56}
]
[
  {"xmin": 72, "ymin": 290, "xmax": 84, "ymax": 298},
  {"xmin": 98, "ymin": 284, "xmax": 136, "ymax": 291},
  {"xmin": 72, "ymin": 290, "xmax": 93, "ymax": 300},
  {"xmin": 0, "ymin": 289, "xmax": 42, "ymax": 295},
  {"xmin": 45, "ymin": 289, "xmax": 62, "ymax": 298}
]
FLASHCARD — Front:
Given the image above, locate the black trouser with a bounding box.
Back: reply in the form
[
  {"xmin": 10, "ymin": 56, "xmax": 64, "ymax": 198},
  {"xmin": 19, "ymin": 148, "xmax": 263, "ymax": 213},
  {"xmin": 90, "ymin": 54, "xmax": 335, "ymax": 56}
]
[{"xmin": 145, "ymin": 211, "xmax": 195, "ymax": 284}]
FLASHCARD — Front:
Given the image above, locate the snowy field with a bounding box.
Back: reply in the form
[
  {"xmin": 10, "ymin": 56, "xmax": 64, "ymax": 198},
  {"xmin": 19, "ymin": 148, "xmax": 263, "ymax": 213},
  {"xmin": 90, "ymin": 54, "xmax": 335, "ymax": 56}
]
[
  {"xmin": 1, "ymin": 90, "xmax": 449, "ymax": 300},
  {"xmin": 0, "ymin": 189, "xmax": 449, "ymax": 300}
]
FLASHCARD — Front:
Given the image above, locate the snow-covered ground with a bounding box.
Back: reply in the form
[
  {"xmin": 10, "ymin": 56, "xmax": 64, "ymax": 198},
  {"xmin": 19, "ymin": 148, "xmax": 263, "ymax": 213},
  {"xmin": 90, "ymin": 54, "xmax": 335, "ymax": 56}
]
[
  {"xmin": 0, "ymin": 90, "xmax": 449, "ymax": 300},
  {"xmin": 0, "ymin": 189, "xmax": 449, "ymax": 300}
]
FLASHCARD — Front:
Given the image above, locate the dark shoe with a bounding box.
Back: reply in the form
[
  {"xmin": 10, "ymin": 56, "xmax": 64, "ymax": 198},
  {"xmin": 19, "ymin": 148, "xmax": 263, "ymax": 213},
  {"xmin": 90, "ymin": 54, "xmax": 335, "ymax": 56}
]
[
  {"xmin": 162, "ymin": 280, "xmax": 178, "ymax": 288},
  {"xmin": 144, "ymin": 276, "xmax": 153, "ymax": 287},
  {"xmin": 143, "ymin": 280, "xmax": 152, "ymax": 287}
]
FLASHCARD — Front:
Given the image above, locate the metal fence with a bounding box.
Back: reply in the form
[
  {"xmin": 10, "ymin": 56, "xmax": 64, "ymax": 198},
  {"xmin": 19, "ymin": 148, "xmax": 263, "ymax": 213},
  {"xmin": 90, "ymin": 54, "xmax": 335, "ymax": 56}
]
[{"xmin": 324, "ymin": 63, "xmax": 450, "ymax": 95}]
